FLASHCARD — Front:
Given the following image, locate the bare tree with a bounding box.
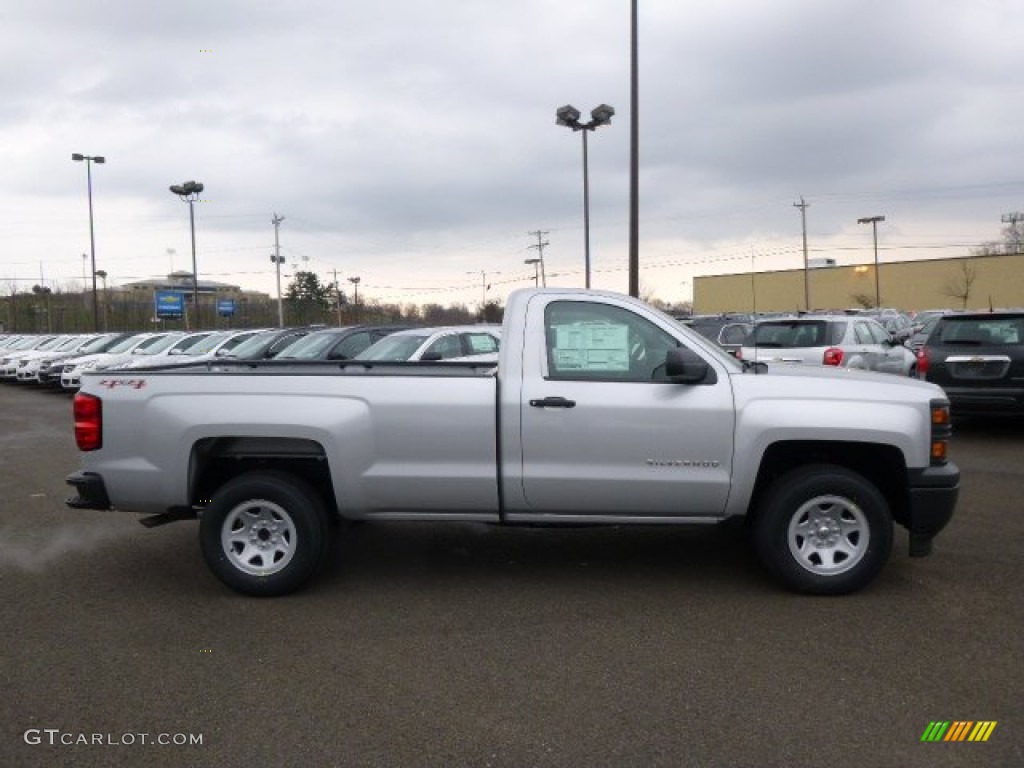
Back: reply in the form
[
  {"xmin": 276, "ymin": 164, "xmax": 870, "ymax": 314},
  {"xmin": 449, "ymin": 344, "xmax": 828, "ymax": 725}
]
[
  {"xmin": 850, "ymin": 293, "xmax": 878, "ymax": 310},
  {"xmin": 940, "ymin": 260, "xmax": 977, "ymax": 309}
]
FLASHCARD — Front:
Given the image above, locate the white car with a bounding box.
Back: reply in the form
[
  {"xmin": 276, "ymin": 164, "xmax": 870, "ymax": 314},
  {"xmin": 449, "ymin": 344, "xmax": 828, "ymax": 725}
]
[
  {"xmin": 354, "ymin": 325, "xmax": 501, "ymax": 362},
  {"xmin": 1, "ymin": 335, "xmax": 66, "ymax": 379},
  {"xmin": 16, "ymin": 335, "xmax": 98, "ymax": 382},
  {"xmin": 109, "ymin": 329, "xmax": 265, "ymax": 370},
  {"xmin": 59, "ymin": 333, "xmax": 186, "ymax": 390},
  {"xmin": 737, "ymin": 315, "xmax": 917, "ymax": 375}
]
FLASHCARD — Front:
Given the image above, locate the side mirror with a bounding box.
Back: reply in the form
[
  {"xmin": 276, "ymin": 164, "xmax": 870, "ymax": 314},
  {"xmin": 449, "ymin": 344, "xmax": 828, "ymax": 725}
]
[
  {"xmin": 665, "ymin": 347, "xmax": 714, "ymax": 384},
  {"xmin": 420, "ymin": 351, "xmax": 442, "ymax": 362}
]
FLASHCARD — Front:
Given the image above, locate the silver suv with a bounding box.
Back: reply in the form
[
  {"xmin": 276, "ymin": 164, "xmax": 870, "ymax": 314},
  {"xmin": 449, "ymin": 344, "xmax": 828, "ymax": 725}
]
[{"xmin": 737, "ymin": 315, "xmax": 917, "ymax": 375}]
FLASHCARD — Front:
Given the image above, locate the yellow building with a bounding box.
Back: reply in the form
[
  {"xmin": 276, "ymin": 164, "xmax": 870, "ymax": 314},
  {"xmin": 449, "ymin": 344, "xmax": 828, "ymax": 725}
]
[{"xmin": 693, "ymin": 252, "xmax": 1024, "ymax": 313}]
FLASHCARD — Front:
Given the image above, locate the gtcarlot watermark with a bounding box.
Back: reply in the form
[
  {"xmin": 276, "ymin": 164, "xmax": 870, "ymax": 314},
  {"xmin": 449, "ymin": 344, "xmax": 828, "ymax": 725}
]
[{"xmin": 24, "ymin": 729, "xmax": 203, "ymax": 747}]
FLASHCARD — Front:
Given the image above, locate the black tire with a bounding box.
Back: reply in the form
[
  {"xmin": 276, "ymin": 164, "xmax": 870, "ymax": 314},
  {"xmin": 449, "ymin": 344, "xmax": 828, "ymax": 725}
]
[
  {"xmin": 200, "ymin": 471, "xmax": 331, "ymax": 596},
  {"xmin": 753, "ymin": 465, "xmax": 893, "ymax": 595}
]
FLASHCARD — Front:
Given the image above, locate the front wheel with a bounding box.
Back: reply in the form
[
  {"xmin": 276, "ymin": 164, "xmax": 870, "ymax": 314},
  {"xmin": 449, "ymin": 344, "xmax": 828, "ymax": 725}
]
[
  {"xmin": 753, "ymin": 465, "xmax": 893, "ymax": 595},
  {"xmin": 200, "ymin": 471, "xmax": 331, "ymax": 596}
]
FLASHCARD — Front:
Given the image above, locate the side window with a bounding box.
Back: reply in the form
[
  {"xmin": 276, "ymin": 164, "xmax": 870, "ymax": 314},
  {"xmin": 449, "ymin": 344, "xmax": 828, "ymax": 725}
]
[
  {"xmin": 330, "ymin": 332, "xmax": 372, "ymax": 360},
  {"xmin": 866, "ymin": 322, "xmax": 890, "ymax": 345},
  {"xmin": 544, "ymin": 301, "xmax": 680, "ymax": 382},
  {"xmin": 463, "ymin": 332, "xmax": 499, "ymax": 354},
  {"xmin": 269, "ymin": 332, "xmax": 306, "ymax": 356},
  {"xmin": 423, "ymin": 334, "xmax": 462, "ymax": 360},
  {"xmin": 853, "ymin": 323, "xmax": 875, "ymax": 345}
]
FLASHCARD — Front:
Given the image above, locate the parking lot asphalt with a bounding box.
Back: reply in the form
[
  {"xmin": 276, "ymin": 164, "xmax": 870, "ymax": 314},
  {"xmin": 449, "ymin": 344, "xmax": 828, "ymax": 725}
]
[{"xmin": 0, "ymin": 383, "xmax": 1021, "ymax": 768}]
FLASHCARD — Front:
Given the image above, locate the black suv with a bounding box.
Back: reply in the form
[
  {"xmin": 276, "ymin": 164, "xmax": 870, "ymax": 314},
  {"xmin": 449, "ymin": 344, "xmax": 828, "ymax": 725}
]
[{"xmin": 917, "ymin": 311, "xmax": 1024, "ymax": 416}]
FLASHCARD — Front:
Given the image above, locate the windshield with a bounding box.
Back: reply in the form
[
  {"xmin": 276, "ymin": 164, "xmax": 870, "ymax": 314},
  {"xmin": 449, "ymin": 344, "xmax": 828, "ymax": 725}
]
[
  {"xmin": 223, "ymin": 330, "xmax": 277, "ymax": 359},
  {"xmin": 76, "ymin": 334, "xmax": 119, "ymax": 354},
  {"xmin": 355, "ymin": 334, "xmax": 431, "ymax": 361},
  {"xmin": 34, "ymin": 336, "xmax": 65, "ymax": 351},
  {"xmin": 276, "ymin": 332, "xmax": 343, "ymax": 359},
  {"xmin": 134, "ymin": 334, "xmax": 184, "ymax": 355},
  {"xmin": 55, "ymin": 336, "xmax": 86, "ymax": 351},
  {"xmin": 937, "ymin": 316, "xmax": 1024, "ymax": 346},
  {"xmin": 105, "ymin": 334, "xmax": 149, "ymax": 354},
  {"xmin": 183, "ymin": 331, "xmax": 232, "ymax": 356}
]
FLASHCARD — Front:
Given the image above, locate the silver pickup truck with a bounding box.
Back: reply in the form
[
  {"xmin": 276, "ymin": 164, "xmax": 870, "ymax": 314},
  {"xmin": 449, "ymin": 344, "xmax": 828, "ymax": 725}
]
[{"xmin": 67, "ymin": 288, "xmax": 959, "ymax": 597}]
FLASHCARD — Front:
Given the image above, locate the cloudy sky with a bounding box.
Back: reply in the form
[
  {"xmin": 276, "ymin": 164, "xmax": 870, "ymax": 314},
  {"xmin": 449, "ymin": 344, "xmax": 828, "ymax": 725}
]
[{"xmin": 4, "ymin": 0, "xmax": 1023, "ymax": 309}]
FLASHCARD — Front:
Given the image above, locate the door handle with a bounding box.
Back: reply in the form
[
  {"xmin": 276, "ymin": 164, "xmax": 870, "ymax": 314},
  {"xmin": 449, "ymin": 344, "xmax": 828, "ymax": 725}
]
[{"xmin": 529, "ymin": 396, "xmax": 576, "ymax": 408}]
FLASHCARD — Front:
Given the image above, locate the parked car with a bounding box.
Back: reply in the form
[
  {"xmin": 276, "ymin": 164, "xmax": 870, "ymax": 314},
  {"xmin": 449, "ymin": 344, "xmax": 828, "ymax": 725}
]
[
  {"xmin": 274, "ymin": 325, "xmax": 413, "ymax": 362},
  {"xmin": 109, "ymin": 329, "xmax": 265, "ymax": 370},
  {"xmin": 680, "ymin": 314, "xmax": 754, "ymax": 356},
  {"xmin": 60, "ymin": 333, "xmax": 190, "ymax": 390},
  {"xmin": 737, "ymin": 315, "xmax": 917, "ymax": 376},
  {"xmin": 1, "ymin": 335, "xmax": 64, "ymax": 379},
  {"xmin": 907, "ymin": 314, "xmax": 946, "ymax": 352},
  {"xmin": 35, "ymin": 333, "xmax": 133, "ymax": 386},
  {"xmin": 218, "ymin": 327, "xmax": 322, "ymax": 361},
  {"xmin": 917, "ymin": 311, "xmax": 1024, "ymax": 416},
  {"xmin": 354, "ymin": 325, "xmax": 501, "ymax": 362},
  {"xmin": 16, "ymin": 334, "xmax": 98, "ymax": 382}
]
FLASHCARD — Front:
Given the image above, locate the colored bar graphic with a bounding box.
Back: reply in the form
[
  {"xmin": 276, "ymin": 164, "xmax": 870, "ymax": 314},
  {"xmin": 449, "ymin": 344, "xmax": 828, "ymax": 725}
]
[
  {"xmin": 921, "ymin": 721, "xmax": 996, "ymax": 742},
  {"xmin": 945, "ymin": 721, "xmax": 972, "ymax": 741}
]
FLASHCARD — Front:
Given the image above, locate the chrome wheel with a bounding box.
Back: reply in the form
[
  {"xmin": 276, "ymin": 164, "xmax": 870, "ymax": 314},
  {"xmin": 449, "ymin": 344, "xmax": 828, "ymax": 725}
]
[
  {"xmin": 221, "ymin": 499, "xmax": 297, "ymax": 577},
  {"xmin": 787, "ymin": 495, "xmax": 869, "ymax": 576}
]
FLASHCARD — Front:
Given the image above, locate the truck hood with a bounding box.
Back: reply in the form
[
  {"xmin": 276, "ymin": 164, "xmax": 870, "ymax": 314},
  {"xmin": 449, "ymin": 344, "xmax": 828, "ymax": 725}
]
[{"xmin": 730, "ymin": 363, "xmax": 944, "ymax": 404}]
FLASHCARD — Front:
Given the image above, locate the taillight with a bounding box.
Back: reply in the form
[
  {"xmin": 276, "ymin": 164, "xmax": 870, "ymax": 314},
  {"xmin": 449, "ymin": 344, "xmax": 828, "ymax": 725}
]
[
  {"xmin": 74, "ymin": 393, "xmax": 102, "ymax": 451},
  {"xmin": 916, "ymin": 347, "xmax": 930, "ymax": 377},
  {"xmin": 823, "ymin": 347, "xmax": 844, "ymax": 366},
  {"xmin": 734, "ymin": 348, "xmax": 743, "ymax": 360}
]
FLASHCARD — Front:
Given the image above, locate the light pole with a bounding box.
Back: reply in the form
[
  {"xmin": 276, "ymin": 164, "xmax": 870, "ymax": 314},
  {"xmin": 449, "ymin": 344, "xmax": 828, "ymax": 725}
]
[
  {"xmin": 857, "ymin": 215, "xmax": 886, "ymax": 308},
  {"xmin": 270, "ymin": 213, "xmax": 285, "ymax": 327},
  {"xmin": 556, "ymin": 104, "xmax": 614, "ymax": 289},
  {"xmin": 347, "ymin": 276, "xmax": 361, "ymax": 322},
  {"xmin": 94, "ymin": 269, "xmax": 108, "ymax": 331},
  {"xmin": 169, "ymin": 180, "xmax": 205, "ymax": 328},
  {"xmin": 72, "ymin": 153, "xmax": 105, "ymax": 331}
]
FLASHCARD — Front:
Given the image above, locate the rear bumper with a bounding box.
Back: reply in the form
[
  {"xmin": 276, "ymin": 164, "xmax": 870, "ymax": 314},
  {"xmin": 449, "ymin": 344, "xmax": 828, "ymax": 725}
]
[
  {"xmin": 943, "ymin": 385, "xmax": 1024, "ymax": 415},
  {"xmin": 904, "ymin": 462, "xmax": 960, "ymax": 556},
  {"xmin": 65, "ymin": 471, "xmax": 112, "ymax": 511}
]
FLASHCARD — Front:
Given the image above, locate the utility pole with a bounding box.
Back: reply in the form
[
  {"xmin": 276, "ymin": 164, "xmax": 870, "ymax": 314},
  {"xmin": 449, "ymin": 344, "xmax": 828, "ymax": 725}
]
[
  {"xmin": 794, "ymin": 197, "xmax": 810, "ymax": 310},
  {"xmin": 628, "ymin": 0, "xmax": 639, "ymax": 298},
  {"xmin": 750, "ymin": 248, "xmax": 757, "ymax": 314},
  {"xmin": 271, "ymin": 213, "xmax": 285, "ymax": 327},
  {"xmin": 527, "ymin": 230, "xmax": 549, "ymax": 286},
  {"xmin": 333, "ymin": 268, "xmax": 342, "ymax": 325},
  {"xmin": 1000, "ymin": 211, "xmax": 1024, "ymax": 254}
]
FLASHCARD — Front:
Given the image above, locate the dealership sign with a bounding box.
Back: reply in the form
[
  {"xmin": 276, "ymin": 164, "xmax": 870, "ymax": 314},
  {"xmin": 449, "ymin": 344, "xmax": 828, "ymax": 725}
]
[{"xmin": 154, "ymin": 291, "xmax": 185, "ymax": 318}]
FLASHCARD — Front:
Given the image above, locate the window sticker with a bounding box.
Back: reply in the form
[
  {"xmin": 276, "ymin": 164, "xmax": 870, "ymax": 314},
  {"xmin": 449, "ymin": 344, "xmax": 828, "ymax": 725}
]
[{"xmin": 553, "ymin": 323, "xmax": 629, "ymax": 372}]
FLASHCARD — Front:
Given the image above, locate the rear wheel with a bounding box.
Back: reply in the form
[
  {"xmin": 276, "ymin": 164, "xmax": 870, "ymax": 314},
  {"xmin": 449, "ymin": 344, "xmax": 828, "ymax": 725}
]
[
  {"xmin": 200, "ymin": 471, "xmax": 331, "ymax": 596},
  {"xmin": 754, "ymin": 465, "xmax": 893, "ymax": 595}
]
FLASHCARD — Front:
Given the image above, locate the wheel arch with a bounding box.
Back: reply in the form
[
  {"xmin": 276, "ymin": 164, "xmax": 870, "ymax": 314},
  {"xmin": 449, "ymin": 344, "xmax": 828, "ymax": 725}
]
[
  {"xmin": 190, "ymin": 436, "xmax": 339, "ymax": 517},
  {"xmin": 748, "ymin": 440, "xmax": 909, "ymax": 528}
]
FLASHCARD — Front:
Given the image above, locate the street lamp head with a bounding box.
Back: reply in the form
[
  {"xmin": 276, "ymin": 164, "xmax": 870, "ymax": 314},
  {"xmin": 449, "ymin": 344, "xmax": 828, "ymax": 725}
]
[
  {"xmin": 857, "ymin": 215, "xmax": 886, "ymax": 224},
  {"xmin": 524, "ymin": 258, "xmax": 540, "ymax": 265},
  {"xmin": 169, "ymin": 185, "xmax": 185, "ymax": 195},
  {"xmin": 94, "ymin": 156, "xmax": 106, "ymax": 164},
  {"xmin": 71, "ymin": 153, "xmax": 84, "ymax": 162},
  {"xmin": 590, "ymin": 104, "xmax": 615, "ymax": 125},
  {"xmin": 556, "ymin": 104, "xmax": 581, "ymax": 127}
]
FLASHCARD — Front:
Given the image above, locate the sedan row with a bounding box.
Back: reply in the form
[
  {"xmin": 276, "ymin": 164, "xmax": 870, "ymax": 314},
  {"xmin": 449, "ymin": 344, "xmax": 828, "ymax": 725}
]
[{"xmin": 1, "ymin": 322, "xmax": 503, "ymax": 392}]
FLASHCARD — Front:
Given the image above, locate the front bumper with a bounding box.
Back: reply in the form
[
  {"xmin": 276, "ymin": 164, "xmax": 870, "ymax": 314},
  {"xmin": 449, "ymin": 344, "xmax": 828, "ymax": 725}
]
[
  {"xmin": 904, "ymin": 462, "xmax": 960, "ymax": 556},
  {"xmin": 66, "ymin": 471, "xmax": 112, "ymax": 511}
]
